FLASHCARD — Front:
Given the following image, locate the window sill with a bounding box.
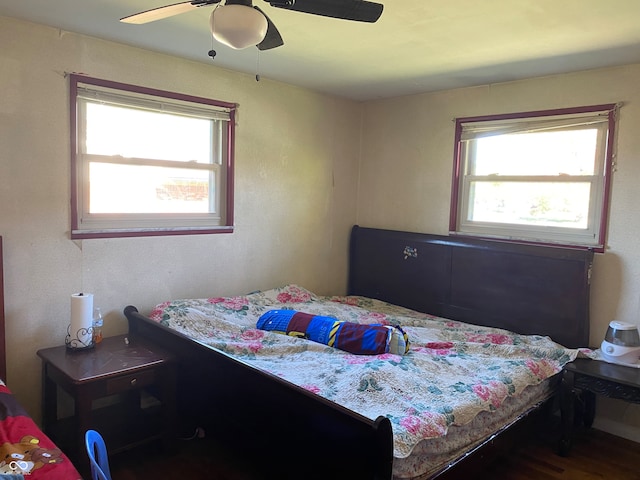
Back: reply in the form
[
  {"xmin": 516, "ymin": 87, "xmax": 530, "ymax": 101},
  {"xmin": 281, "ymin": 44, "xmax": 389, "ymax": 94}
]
[{"xmin": 71, "ymin": 226, "xmax": 234, "ymax": 239}]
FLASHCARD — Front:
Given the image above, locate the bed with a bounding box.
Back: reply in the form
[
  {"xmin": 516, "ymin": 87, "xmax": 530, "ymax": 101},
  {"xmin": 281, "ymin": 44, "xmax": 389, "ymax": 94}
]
[
  {"xmin": 0, "ymin": 237, "xmax": 82, "ymax": 479},
  {"xmin": 124, "ymin": 226, "xmax": 593, "ymax": 480}
]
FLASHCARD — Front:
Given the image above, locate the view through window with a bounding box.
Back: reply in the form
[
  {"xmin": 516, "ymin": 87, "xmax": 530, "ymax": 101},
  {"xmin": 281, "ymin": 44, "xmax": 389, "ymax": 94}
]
[
  {"xmin": 70, "ymin": 74, "xmax": 236, "ymax": 239},
  {"xmin": 450, "ymin": 105, "xmax": 618, "ymax": 251}
]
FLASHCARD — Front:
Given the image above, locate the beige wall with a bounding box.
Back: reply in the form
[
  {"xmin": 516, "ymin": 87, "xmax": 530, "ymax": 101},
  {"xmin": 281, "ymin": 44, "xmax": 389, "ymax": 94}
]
[
  {"xmin": 2, "ymin": 14, "xmax": 640, "ymax": 445},
  {"xmin": 0, "ymin": 17, "xmax": 361, "ymax": 419},
  {"xmin": 359, "ymin": 65, "xmax": 640, "ymax": 442}
]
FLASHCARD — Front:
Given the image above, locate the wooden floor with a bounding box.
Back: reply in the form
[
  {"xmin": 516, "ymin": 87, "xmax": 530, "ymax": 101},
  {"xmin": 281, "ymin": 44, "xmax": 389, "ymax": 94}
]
[
  {"xmin": 108, "ymin": 425, "xmax": 640, "ymax": 480},
  {"xmin": 484, "ymin": 427, "xmax": 640, "ymax": 480}
]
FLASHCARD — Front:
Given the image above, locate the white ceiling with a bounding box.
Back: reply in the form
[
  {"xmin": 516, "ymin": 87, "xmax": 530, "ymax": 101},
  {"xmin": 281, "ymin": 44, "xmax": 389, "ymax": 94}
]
[{"xmin": 2, "ymin": 0, "xmax": 640, "ymax": 101}]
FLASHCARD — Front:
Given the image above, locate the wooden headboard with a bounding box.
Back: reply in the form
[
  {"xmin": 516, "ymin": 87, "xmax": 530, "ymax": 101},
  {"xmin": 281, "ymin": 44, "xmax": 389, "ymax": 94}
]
[
  {"xmin": 0, "ymin": 236, "xmax": 5, "ymax": 381},
  {"xmin": 348, "ymin": 226, "xmax": 593, "ymax": 349}
]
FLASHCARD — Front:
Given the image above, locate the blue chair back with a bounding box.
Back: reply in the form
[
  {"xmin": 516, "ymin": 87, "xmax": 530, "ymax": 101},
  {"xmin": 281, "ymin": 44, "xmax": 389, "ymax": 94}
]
[{"xmin": 85, "ymin": 430, "xmax": 112, "ymax": 480}]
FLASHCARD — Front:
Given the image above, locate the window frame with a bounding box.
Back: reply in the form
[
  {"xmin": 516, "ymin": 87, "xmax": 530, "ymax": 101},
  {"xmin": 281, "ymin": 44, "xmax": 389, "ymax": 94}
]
[
  {"xmin": 69, "ymin": 74, "xmax": 236, "ymax": 239},
  {"xmin": 449, "ymin": 104, "xmax": 618, "ymax": 253}
]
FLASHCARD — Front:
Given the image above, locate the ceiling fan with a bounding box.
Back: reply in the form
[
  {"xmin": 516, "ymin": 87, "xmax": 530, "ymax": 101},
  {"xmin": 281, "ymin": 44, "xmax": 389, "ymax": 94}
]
[{"xmin": 121, "ymin": 0, "xmax": 384, "ymax": 51}]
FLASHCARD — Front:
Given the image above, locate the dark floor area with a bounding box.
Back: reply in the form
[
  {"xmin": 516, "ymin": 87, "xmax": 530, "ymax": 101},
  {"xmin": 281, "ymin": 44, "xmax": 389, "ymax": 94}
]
[{"xmin": 107, "ymin": 421, "xmax": 640, "ymax": 480}]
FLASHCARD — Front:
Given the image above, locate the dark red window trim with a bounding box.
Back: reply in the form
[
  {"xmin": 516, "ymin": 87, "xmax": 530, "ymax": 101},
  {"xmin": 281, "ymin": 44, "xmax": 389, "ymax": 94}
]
[
  {"xmin": 69, "ymin": 73, "xmax": 236, "ymax": 239},
  {"xmin": 449, "ymin": 104, "xmax": 617, "ymax": 253}
]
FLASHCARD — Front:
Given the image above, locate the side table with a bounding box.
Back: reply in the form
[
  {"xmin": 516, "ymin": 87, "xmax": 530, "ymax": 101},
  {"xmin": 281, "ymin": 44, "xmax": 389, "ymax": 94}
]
[
  {"xmin": 37, "ymin": 334, "xmax": 177, "ymax": 477},
  {"xmin": 560, "ymin": 357, "xmax": 640, "ymax": 455}
]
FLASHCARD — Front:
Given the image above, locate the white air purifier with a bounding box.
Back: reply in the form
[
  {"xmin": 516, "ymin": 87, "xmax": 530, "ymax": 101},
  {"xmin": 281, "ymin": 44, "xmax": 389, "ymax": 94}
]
[{"xmin": 600, "ymin": 321, "xmax": 640, "ymax": 365}]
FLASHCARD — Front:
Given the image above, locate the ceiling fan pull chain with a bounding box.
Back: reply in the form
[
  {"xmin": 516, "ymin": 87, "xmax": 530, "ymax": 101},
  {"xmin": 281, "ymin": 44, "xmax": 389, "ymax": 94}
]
[{"xmin": 256, "ymin": 50, "xmax": 261, "ymax": 82}]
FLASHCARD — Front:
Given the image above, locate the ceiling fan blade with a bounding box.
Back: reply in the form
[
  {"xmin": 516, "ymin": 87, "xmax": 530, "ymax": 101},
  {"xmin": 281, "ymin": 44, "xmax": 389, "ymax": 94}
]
[
  {"xmin": 266, "ymin": 0, "xmax": 383, "ymax": 23},
  {"xmin": 121, "ymin": 0, "xmax": 221, "ymax": 24},
  {"xmin": 254, "ymin": 6, "xmax": 284, "ymax": 50}
]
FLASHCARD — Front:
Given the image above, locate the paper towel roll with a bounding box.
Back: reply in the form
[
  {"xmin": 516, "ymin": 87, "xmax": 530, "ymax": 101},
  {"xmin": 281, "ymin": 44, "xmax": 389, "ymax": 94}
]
[{"xmin": 70, "ymin": 293, "xmax": 94, "ymax": 348}]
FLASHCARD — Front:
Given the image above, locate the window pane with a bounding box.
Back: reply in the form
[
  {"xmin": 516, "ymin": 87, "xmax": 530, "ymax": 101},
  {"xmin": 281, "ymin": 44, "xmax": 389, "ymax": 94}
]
[
  {"xmin": 89, "ymin": 163, "xmax": 215, "ymax": 214},
  {"xmin": 71, "ymin": 75, "xmax": 235, "ymax": 238},
  {"xmin": 473, "ymin": 129, "xmax": 598, "ymax": 176},
  {"xmin": 85, "ymin": 102, "xmax": 214, "ymax": 164},
  {"xmin": 468, "ymin": 181, "xmax": 591, "ymax": 229}
]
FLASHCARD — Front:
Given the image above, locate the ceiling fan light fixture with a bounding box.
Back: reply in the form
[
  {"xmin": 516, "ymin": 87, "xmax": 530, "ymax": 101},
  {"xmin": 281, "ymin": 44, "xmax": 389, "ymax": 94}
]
[{"xmin": 210, "ymin": 5, "xmax": 268, "ymax": 50}]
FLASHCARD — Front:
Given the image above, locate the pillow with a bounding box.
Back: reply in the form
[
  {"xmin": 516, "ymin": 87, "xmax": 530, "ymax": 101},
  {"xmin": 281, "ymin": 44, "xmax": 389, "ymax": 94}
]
[{"xmin": 257, "ymin": 310, "xmax": 409, "ymax": 355}]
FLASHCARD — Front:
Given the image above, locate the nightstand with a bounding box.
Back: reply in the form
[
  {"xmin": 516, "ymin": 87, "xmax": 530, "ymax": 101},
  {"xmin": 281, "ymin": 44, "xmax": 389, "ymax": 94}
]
[
  {"xmin": 559, "ymin": 357, "xmax": 640, "ymax": 455},
  {"xmin": 37, "ymin": 334, "xmax": 177, "ymax": 476}
]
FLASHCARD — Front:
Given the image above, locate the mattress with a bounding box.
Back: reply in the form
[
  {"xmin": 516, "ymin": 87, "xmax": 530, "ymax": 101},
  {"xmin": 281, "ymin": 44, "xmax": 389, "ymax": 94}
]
[
  {"xmin": 391, "ymin": 380, "xmax": 553, "ymax": 478},
  {"xmin": 149, "ymin": 284, "xmax": 578, "ymax": 479}
]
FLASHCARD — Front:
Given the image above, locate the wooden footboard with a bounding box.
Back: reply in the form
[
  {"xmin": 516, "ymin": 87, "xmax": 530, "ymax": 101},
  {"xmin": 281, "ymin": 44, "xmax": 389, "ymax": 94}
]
[{"xmin": 124, "ymin": 306, "xmax": 394, "ymax": 480}]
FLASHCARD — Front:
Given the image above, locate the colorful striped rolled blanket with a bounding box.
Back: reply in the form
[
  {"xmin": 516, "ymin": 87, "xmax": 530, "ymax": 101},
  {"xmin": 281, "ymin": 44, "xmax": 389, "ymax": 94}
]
[{"xmin": 256, "ymin": 310, "xmax": 410, "ymax": 355}]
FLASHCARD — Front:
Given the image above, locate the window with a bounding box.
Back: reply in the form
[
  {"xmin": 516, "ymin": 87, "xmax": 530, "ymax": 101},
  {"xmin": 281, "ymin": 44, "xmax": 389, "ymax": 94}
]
[
  {"xmin": 450, "ymin": 104, "xmax": 618, "ymax": 252},
  {"xmin": 70, "ymin": 74, "xmax": 236, "ymax": 239}
]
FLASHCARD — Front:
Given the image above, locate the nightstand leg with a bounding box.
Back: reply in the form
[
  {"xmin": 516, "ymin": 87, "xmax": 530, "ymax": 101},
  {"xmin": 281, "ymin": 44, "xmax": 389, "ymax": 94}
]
[
  {"xmin": 559, "ymin": 369, "xmax": 575, "ymax": 456},
  {"xmin": 75, "ymin": 391, "xmax": 92, "ymax": 478},
  {"xmin": 41, "ymin": 365, "xmax": 57, "ymax": 434},
  {"xmin": 160, "ymin": 364, "xmax": 177, "ymax": 450},
  {"xmin": 582, "ymin": 390, "xmax": 596, "ymax": 428}
]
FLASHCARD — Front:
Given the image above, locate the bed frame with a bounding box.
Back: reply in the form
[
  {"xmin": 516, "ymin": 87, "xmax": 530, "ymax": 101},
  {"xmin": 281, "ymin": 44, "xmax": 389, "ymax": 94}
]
[{"xmin": 124, "ymin": 226, "xmax": 593, "ymax": 479}]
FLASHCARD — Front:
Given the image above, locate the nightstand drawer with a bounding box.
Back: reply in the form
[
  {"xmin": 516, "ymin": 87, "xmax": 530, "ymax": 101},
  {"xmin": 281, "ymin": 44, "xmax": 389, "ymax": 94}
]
[{"xmin": 106, "ymin": 369, "xmax": 155, "ymax": 394}]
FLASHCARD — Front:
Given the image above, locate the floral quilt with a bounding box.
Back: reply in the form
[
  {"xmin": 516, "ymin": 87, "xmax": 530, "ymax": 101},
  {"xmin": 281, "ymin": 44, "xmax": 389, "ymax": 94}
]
[{"xmin": 149, "ymin": 284, "xmax": 578, "ymax": 459}]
